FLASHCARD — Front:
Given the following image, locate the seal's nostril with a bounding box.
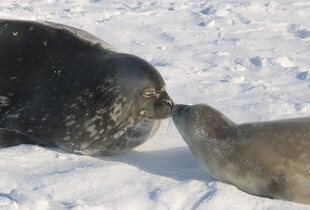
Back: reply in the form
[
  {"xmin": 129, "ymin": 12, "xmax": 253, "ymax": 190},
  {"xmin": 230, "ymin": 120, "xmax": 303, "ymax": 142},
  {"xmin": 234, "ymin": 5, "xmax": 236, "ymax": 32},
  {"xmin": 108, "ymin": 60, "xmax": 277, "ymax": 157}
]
[{"xmin": 167, "ymin": 100, "xmax": 173, "ymax": 108}]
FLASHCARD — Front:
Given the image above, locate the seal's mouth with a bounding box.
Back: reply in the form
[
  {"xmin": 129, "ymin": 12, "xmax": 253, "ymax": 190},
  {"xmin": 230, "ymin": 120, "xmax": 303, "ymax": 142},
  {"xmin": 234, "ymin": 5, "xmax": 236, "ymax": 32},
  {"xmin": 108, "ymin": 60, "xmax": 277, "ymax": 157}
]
[
  {"xmin": 140, "ymin": 110, "xmax": 153, "ymax": 118},
  {"xmin": 140, "ymin": 109, "xmax": 172, "ymax": 119},
  {"xmin": 140, "ymin": 98, "xmax": 174, "ymax": 119}
]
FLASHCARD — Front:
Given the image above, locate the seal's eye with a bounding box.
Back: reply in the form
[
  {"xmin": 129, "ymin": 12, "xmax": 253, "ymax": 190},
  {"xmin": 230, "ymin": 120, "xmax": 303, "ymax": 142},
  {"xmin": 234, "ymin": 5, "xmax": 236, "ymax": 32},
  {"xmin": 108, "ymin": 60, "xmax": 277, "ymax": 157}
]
[
  {"xmin": 142, "ymin": 88, "xmax": 158, "ymax": 98},
  {"xmin": 145, "ymin": 92, "xmax": 157, "ymax": 97},
  {"xmin": 184, "ymin": 107, "xmax": 190, "ymax": 111}
]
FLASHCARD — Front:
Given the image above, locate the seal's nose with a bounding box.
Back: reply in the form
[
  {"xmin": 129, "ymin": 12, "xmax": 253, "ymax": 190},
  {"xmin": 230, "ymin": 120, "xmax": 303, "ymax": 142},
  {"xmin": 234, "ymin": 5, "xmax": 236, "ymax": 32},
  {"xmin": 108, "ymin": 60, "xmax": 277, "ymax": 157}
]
[
  {"xmin": 166, "ymin": 99, "xmax": 174, "ymax": 108},
  {"xmin": 160, "ymin": 91, "xmax": 173, "ymax": 108}
]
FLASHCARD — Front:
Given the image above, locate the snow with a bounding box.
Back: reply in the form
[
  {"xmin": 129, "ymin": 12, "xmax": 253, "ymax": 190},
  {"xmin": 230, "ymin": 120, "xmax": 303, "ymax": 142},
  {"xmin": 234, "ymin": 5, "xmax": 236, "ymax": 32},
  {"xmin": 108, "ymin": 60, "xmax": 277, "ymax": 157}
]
[{"xmin": 1, "ymin": 0, "xmax": 310, "ymax": 209}]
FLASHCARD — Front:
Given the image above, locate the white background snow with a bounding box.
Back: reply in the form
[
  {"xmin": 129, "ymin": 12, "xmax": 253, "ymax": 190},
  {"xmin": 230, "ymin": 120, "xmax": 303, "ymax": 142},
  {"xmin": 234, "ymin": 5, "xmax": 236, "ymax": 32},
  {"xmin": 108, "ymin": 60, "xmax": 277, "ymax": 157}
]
[{"xmin": 1, "ymin": 0, "xmax": 310, "ymax": 209}]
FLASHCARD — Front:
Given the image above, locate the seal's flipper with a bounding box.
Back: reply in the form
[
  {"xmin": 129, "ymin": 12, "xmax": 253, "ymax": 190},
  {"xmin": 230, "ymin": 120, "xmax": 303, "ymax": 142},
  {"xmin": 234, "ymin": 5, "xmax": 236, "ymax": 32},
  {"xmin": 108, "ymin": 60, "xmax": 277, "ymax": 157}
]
[{"xmin": 0, "ymin": 128, "xmax": 49, "ymax": 147}]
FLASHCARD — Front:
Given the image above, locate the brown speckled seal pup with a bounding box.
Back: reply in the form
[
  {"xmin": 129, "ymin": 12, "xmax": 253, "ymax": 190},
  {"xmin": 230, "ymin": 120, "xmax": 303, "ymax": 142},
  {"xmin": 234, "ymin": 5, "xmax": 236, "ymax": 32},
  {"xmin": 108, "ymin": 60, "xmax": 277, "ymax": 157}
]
[
  {"xmin": 0, "ymin": 19, "xmax": 173, "ymax": 155},
  {"xmin": 172, "ymin": 103, "xmax": 310, "ymax": 205}
]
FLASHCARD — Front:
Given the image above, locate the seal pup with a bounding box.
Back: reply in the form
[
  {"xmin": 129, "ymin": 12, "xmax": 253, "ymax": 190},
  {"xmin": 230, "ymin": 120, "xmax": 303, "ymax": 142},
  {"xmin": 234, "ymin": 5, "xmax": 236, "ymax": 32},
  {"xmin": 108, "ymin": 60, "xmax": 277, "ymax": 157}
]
[
  {"xmin": 172, "ymin": 103, "xmax": 310, "ymax": 205},
  {"xmin": 0, "ymin": 19, "xmax": 173, "ymax": 155}
]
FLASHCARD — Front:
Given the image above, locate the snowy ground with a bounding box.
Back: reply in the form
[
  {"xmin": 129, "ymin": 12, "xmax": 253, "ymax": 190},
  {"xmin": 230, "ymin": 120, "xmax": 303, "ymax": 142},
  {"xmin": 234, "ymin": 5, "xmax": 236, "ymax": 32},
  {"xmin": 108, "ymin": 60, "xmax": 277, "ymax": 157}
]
[{"xmin": 1, "ymin": 0, "xmax": 310, "ymax": 209}]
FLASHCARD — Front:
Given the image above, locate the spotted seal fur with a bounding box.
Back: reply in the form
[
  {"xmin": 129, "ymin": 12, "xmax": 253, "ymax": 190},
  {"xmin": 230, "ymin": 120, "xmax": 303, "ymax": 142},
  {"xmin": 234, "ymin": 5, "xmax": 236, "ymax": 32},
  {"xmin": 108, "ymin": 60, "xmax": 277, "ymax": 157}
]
[{"xmin": 0, "ymin": 19, "xmax": 173, "ymax": 155}]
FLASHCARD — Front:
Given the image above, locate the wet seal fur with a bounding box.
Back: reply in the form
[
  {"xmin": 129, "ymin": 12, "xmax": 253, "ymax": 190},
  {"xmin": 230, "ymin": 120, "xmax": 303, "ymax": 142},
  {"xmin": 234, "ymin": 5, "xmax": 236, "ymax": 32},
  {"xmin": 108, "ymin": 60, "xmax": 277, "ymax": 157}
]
[
  {"xmin": 0, "ymin": 19, "xmax": 173, "ymax": 155},
  {"xmin": 172, "ymin": 103, "xmax": 310, "ymax": 205}
]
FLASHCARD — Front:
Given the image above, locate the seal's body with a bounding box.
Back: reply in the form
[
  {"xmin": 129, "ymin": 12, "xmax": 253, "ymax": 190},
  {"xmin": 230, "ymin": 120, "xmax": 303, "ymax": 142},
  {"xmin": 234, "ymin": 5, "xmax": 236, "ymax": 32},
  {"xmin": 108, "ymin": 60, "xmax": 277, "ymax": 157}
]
[
  {"xmin": 0, "ymin": 20, "xmax": 173, "ymax": 155},
  {"xmin": 172, "ymin": 104, "xmax": 310, "ymax": 205}
]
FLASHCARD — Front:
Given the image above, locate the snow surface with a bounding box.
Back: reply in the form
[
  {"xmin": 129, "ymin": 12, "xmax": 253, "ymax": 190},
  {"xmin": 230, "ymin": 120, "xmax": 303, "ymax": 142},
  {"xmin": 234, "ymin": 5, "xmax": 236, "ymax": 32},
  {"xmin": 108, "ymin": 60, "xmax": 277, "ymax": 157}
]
[{"xmin": 1, "ymin": 0, "xmax": 310, "ymax": 209}]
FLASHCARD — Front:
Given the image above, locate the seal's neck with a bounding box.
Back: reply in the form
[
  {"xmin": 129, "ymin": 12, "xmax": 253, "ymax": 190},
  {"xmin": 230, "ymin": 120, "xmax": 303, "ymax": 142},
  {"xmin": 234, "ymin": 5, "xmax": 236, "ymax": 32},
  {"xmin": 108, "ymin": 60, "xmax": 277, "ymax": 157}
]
[{"xmin": 197, "ymin": 106, "xmax": 235, "ymax": 139}]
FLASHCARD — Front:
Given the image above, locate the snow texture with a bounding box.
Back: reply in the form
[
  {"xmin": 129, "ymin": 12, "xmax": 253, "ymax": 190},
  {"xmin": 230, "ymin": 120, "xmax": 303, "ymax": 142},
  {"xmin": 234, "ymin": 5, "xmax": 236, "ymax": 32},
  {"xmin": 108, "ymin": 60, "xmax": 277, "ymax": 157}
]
[{"xmin": 1, "ymin": 0, "xmax": 310, "ymax": 209}]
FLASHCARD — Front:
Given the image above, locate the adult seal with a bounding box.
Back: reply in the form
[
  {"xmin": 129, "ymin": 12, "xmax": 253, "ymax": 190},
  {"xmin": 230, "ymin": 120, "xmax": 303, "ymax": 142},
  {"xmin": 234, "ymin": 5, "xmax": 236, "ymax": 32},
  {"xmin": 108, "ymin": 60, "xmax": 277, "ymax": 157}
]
[
  {"xmin": 0, "ymin": 19, "xmax": 173, "ymax": 155},
  {"xmin": 172, "ymin": 103, "xmax": 310, "ymax": 205}
]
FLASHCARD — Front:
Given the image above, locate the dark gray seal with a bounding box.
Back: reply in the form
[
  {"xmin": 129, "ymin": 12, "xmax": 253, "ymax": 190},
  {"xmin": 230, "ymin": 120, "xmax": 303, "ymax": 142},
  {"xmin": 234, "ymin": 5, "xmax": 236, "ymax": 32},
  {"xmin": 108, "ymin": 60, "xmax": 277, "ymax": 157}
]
[
  {"xmin": 0, "ymin": 19, "xmax": 173, "ymax": 155},
  {"xmin": 172, "ymin": 103, "xmax": 310, "ymax": 205}
]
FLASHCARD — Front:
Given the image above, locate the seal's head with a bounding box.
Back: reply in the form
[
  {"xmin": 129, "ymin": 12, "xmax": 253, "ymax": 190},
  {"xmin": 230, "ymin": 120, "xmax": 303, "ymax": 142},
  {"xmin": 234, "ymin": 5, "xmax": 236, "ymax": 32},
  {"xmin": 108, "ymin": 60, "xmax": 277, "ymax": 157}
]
[
  {"xmin": 172, "ymin": 104, "xmax": 197, "ymax": 140},
  {"xmin": 105, "ymin": 53, "xmax": 173, "ymax": 120},
  {"xmin": 172, "ymin": 104, "xmax": 234, "ymax": 141}
]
